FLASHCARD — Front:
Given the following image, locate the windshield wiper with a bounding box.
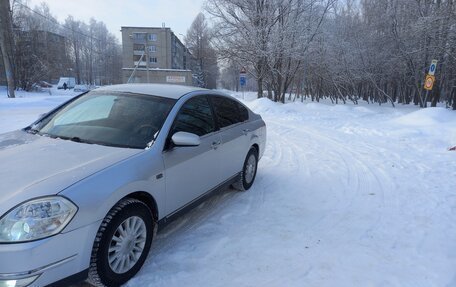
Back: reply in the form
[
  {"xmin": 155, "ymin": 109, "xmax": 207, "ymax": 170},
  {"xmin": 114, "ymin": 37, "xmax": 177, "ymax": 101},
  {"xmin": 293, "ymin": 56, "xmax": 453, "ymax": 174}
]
[
  {"xmin": 69, "ymin": 136, "xmax": 94, "ymax": 144},
  {"xmin": 55, "ymin": 135, "xmax": 94, "ymax": 144}
]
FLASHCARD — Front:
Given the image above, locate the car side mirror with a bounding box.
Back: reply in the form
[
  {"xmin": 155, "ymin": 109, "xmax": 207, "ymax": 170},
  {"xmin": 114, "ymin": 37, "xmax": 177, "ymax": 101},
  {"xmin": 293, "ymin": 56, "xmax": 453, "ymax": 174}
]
[{"xmin": 171, "ymin": 131, "xmax": 200, "ymax": 147}]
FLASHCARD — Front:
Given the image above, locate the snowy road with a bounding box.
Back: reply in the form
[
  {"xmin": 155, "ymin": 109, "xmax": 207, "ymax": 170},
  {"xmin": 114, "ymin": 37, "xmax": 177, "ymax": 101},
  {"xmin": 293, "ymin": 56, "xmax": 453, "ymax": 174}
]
[{"xmin": 1, "ymin": 89, "xmax": 456, "ymax": 286}]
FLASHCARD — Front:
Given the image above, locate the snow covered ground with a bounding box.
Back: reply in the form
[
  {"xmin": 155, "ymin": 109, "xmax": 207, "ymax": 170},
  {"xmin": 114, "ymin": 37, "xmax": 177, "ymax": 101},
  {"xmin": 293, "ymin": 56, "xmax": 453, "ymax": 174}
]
[
  {"xmin": 1, "ymin": 87, "xmax": 456, "ymax": 287},
  {"xmin": 0, "ymin": 86, "xmax": 79, "ymax": 134}
]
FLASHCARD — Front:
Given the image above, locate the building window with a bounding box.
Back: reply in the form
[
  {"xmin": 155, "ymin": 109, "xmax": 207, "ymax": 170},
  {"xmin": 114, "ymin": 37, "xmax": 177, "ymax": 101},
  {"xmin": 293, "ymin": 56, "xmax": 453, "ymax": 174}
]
[
  {"xmin": 132, "ymin": 32, "xmax": 147, "ymax": 44},
  {"xmin": 134, "ymin": 33, "xmax": 146, "ymax": 39},
  {"xmin": 149, "ymin": 57, "xmax": 158, "ymax": 63},
  {"xmin": 148, "ymin": 34, "xmax": 157, "ymax": 41},
  {"xmin": 148, "ymin": 45, "xmax": 156, "ymax": 53},
  {"xmin": 133, "ymin": 44, "xmax": 145, "ymax": 51}
]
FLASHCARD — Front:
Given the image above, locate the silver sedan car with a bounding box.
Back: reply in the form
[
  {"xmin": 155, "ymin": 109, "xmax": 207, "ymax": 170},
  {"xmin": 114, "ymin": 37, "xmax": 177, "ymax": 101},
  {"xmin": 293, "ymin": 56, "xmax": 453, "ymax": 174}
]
[{"xmin": 0, "ymin": 84, "xmax": 266, "ymax": 287}]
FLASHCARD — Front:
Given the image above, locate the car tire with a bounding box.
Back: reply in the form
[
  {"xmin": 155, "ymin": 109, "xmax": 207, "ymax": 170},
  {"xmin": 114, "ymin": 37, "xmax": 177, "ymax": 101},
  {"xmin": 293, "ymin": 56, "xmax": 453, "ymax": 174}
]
[
  {"xmin": 232, "ymin": 147, "xmax": 258, "ymax": 191},
  {"xmin": 88, "ymin": 198, "xmax": 154, "ymax": 287}
]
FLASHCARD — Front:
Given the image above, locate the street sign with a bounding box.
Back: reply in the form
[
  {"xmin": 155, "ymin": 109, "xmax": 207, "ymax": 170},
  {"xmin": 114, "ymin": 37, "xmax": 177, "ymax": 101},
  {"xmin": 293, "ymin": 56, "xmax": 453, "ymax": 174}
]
[
  {"xmin": 240, "ymin": 75, "xmax": 246, "ymax": 86},
  {"xmin": 428, "ymin": 60, "xmax": 438, "ymax": 76},
  {"xmin": 424, "ymin": 74, "xmax": 435, "ymax": 91},
  {"xmin": 240, "ymin": 67, "xmax": 247, "ymax": 87},
  {"xmin": 166, "ymin": 76, "xmax": 186, "ymax": 83}
]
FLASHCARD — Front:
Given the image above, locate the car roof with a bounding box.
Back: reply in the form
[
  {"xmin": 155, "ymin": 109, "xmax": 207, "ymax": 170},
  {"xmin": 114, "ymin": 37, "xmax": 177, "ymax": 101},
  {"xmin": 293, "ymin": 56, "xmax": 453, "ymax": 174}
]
[{"xmin": 95, "ymin": 84, "xmax": 209, "ymax": 100}]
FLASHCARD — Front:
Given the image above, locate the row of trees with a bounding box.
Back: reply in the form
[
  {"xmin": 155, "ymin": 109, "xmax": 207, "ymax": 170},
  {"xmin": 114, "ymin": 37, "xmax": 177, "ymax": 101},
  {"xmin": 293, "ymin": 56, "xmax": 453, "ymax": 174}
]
[
  {"xmin": 3, "ymin": 0, "xmax": 455, "ymax": 108},
  {"xmin": 207, "ymin": 0, "xmax": 456, "ymax": 109},
  {"xmin": 1, "ymin": 1, "xmax": 122, "ymax": 97},
  {"xmin": 61, "ymin": 15, "xmax": 122, "ymax": 87},
  {"xmin": 207, "ymin": 0, "xmax": 336, "ymax": 102},
  {"xmin": 307, "ymin": 0, "xmax": 456, "ymax": 108}
]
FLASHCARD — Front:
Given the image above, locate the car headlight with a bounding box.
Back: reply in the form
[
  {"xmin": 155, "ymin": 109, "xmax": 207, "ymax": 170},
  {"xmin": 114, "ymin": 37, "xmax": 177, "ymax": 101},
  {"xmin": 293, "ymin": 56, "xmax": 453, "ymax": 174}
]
[{"xmin": 0, "ymin": 196, "xmax": 77, "ymax": 243}]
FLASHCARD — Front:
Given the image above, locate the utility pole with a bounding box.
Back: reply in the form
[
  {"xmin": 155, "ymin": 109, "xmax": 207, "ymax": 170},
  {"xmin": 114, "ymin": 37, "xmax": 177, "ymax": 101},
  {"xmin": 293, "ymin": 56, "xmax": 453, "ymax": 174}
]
[
  {"xmin": 146, "ymin": 46, "xmax": 150, "ymax": 83},
  {"xmin": 0, "ymin": 0, "xmax": 16, "ymax": 98}
]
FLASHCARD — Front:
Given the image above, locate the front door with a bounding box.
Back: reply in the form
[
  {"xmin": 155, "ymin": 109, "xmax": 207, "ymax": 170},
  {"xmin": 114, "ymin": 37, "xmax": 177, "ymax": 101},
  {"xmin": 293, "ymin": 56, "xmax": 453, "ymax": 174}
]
[{"xmin": 162, "ymin": 95, "xmax": 221, "ymax": 215}]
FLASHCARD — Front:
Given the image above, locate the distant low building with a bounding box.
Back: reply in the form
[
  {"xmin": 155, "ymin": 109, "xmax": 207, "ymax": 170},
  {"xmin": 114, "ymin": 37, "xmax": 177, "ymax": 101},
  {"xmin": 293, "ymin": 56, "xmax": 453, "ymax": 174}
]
[
  {"xmin": 15, "ymin": 30, "xmax": 69, "ymax": 85},
  {"xmin": 1, "ymin": 30, "xmax": 69, "ymax": 89},
  {"xmin": 121, "ymin": 26, "xmax": 193, "ymax": 85}
]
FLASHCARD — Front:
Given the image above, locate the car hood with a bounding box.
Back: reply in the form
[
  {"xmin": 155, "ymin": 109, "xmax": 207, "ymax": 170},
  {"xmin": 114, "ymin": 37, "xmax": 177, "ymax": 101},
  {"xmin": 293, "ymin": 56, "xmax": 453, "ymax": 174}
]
[{"xmin": 0, "ymin": 130, "xmax": 143, "ymax": 215}]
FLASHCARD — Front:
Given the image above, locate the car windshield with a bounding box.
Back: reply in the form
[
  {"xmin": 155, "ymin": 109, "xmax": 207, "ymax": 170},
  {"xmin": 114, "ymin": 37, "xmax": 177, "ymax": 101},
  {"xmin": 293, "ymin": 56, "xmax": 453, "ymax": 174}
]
[{"xmin": 29, "ymin": 91, "xmax": 176, "ymax": 149}]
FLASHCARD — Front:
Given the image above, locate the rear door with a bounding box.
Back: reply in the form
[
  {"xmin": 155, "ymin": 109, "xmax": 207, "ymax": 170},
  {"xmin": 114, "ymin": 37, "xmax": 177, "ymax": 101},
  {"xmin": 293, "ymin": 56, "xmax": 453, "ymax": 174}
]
[
  {"xmin": 162, "ymin": 95, "xmax": 221, "ymax": 215},
  {"xmin": 210, "ymin": 96, "xmax": 250, "ymax": 181}
]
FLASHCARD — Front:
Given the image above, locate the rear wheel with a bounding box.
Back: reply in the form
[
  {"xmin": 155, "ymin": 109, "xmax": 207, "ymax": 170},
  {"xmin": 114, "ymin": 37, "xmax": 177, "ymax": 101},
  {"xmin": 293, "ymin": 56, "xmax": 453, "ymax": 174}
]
[
  {"xmin": 88, "ymin": 198, "xmax": 154, "ymax": 287},
  {"xmin": 233, "ymin": 147, "xmax": 258, "ymax": 191}
]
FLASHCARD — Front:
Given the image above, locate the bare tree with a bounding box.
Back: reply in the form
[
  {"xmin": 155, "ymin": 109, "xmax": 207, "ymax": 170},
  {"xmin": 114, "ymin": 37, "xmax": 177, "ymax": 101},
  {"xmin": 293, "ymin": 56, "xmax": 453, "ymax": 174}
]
[
  {"xmin": 0, "ymin": 0, "xmax": 15, "ymax": 97},
  {"xmin": 185, "ymin": 13, "xmax": 219, "ymax": 89},
  {"xmin": 63, "ymin": 16, "xmax": 121, "ymax": 86},
  {"xmin": 267, "ymin": 0, "xmax": 335, "ymax": 102},
  {"xmin": 207, "ymin": 0, "xmax": 281, "ymax": 98},
  {"xmin": 207, "ymin": 0, "xmax": 334, "ymax": 100}
]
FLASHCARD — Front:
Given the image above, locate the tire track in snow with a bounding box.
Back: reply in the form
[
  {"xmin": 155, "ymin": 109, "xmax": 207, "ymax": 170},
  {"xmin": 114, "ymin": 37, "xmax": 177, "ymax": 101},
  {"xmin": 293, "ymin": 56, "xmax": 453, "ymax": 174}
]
[
  {"xmin": 245, "ymin": 117, "xmax": 402, "ymax": 286},
  {"xmin": 267, "ymin": 121, "xmax": 361, "ymax": 232},
  {"xmin": 264, "ymin": 119, "xmax": 395, "ymax": 251}
]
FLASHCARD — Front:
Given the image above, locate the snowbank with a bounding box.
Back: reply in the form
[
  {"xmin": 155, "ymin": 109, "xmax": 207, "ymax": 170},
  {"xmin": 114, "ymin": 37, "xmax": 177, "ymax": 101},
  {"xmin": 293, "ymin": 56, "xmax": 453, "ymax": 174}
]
[
  {"xmin": 394, "ymin": 107, "xmax": 456, "ymax": 126},
  {"xmin": 0, "ymin": 86, "xmax": 77, "ymax": 133}
]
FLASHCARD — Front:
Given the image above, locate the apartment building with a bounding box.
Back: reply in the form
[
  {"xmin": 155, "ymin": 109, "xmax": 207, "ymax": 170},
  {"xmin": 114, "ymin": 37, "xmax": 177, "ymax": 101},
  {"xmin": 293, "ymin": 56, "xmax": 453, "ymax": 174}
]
[
  {"xmin": 19, "ymin": 30, "xmax": 68, "ymax": 83},
  {"xmin": 121, "ymin": 26, "xmax": 193, "ymax": 85}
]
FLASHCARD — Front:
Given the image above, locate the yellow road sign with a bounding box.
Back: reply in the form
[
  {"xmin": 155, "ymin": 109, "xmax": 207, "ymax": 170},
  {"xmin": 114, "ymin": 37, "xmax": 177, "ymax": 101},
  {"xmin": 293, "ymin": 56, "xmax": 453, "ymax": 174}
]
[{"xmin": 424, "ymin": 74, "xmax": 435, "ymax": 91}]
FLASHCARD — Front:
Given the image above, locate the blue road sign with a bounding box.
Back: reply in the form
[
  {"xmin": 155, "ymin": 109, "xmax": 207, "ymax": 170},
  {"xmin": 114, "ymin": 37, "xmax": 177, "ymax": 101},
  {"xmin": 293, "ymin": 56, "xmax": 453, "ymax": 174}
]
[
  {"xmin": 240, "ymin": 76, "xmax": 246, "ymax": 86},
  {"xmin": 428, "ymin": 60, "xmax": 438, "ymax": 76}
]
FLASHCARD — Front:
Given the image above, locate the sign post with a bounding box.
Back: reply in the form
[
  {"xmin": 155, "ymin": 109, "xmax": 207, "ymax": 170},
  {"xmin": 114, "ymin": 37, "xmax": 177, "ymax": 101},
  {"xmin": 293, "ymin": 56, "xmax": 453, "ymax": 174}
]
[
  {"xmin": 422, "ymin": 60, "xmax": 438, "ymax": 107},
  {"xmin": 240, "ymin": 67, "xmax": 247, "ymax": 99}
]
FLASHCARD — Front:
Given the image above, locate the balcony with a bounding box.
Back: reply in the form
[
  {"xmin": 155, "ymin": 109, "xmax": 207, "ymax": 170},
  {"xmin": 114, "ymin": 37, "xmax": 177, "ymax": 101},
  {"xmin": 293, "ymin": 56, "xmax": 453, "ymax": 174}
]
[
  {"xmin": 134, "ymin": 61, "xmax": 147, "ymax": 67},
  {"xmin": 133, "ymin": 50, "xmax": 145, "ymax": 56}
]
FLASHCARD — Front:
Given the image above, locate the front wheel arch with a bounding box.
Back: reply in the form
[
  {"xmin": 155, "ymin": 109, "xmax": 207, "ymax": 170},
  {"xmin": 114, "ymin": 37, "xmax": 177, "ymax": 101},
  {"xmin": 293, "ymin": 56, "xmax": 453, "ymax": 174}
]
[{"xmin": 126, "ymin": 191, "xmax": 159, "ymax": 222}]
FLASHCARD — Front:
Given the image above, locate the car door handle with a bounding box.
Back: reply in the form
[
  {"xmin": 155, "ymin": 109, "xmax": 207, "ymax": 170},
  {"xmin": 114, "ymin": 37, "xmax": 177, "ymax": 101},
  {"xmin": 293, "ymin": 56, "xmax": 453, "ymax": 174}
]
[
  {"xmin": 242, "ymin": 129, "xmax": 250, "ymax": 135},
  {"xmin": 211, "ymin": 140, "xmax": 221, "ymax": 149}
]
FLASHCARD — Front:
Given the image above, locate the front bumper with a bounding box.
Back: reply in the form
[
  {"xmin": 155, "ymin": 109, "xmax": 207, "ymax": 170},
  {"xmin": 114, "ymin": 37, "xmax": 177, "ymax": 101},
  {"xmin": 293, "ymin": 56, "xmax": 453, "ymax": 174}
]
[
  {"xmin": 0, "ymin": 220, "xmax": 101, "ymax": 287},
  {"xmin": 0, "ymin": 256, "xmax": 74, "ymax": 287}
]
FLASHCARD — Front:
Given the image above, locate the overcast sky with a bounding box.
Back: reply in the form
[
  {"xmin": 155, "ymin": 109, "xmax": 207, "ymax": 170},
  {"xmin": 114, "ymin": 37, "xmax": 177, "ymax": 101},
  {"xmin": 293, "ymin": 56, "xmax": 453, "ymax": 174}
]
[{"xmin": 27, "ymin": 0, "xmax": 206, "ymax": 42}]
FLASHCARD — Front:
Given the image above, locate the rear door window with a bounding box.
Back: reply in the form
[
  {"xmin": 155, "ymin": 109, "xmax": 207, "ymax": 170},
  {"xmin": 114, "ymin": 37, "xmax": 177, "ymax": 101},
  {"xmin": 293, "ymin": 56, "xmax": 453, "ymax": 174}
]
[
  {"xmin": 237, "ymin": 102, "xmax": 249, "ymax": 122},
  {"xmin": 211, "ymin": 96, "xmax": 247, "ymax": 128}
]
